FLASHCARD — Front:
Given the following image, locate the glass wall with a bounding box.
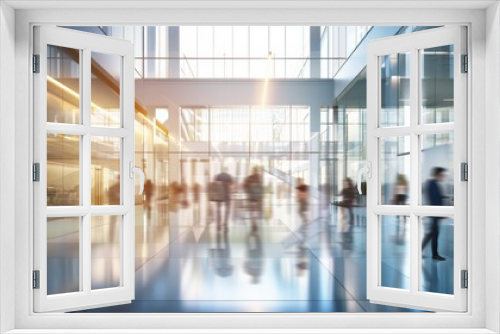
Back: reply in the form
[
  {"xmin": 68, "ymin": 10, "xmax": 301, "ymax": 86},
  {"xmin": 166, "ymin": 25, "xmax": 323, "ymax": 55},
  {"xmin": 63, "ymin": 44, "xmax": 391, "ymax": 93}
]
[
  {"xmin": 49, "ymin": 25, "xmax": 450, "ymax": 313},
  {"xmin": 323, "ymin": 70, "xmax": 367, "ymax": 204},
  {"xmin": 179, "ymin": 26, "xmax": 311, "ymax": 79},
  {"xmin": 180, "ymin": 105, "xmax": 310, "ymax": 183},
  {"xmin": 320, "ymin": 26, "xmax": 371, "ymax": 78},
  {"xmin": 80, "ymin": 26, "xmax": 363, "ymax": 79}
]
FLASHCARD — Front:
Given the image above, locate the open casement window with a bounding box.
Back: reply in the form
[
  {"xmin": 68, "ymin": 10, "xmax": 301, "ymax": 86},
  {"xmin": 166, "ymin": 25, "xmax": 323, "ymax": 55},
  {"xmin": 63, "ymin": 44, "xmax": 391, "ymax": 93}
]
[
  {"xmin": 365, "ymin": 26, "xmax": 467, "ymax": 312},
  {"xmin": 33, "ymin": 26, "xmax": 142, "ymax": 312}
]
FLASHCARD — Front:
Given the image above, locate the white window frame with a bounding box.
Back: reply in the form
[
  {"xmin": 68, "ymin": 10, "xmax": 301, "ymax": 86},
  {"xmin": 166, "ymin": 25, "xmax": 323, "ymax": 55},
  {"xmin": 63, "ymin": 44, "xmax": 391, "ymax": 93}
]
[
  {"xmin": 33, "ymin": 25, "xmax": 136, "ymax": 313},
  {"xmin": 2, "ymin": 2, "xmax": 498, "ymax": 333},
  {"xmin": 365, "ymin": 26, "xmax": 467, "ymax": 312}
]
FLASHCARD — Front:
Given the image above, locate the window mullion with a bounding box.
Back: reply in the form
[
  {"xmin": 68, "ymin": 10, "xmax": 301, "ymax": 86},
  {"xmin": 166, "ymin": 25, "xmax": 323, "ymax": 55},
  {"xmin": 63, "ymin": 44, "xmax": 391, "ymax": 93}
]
[
  {"xmin": 82, "ymin": 47, "xmax": 92, "ymax": 294},
  {"xmin": 410, "ymin": 47, "xmax": 420, "ymax": 295}
]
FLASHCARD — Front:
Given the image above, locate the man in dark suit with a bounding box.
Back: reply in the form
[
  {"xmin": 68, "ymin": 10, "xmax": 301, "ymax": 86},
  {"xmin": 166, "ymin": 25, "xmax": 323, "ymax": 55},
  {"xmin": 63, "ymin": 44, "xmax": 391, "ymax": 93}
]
[
  {"xmin": 215, "ymin": 167, "xmax": 233, "ymax": 233},
  {"xmin": 422, "ymin": 167, "xmax": 447, "ymax": 261}
]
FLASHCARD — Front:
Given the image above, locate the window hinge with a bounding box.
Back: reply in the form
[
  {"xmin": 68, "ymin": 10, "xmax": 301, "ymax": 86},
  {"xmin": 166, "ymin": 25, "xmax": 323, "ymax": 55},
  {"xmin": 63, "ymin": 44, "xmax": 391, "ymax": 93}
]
[
  {"xmin": 461, "ymin": 162, "xmax": 468, "ymax": 181},
  {"xmin": 33, "ymin": 163, "xmax": 40, "ymax": 182},
  {"xmin": 33, "ymin": 270, "xmax": 40, "ymax": 289},
  {"xmin": 33, "ymin": 54, "xmax": 40, "ymax": 73},
  {"xmin": 461, "ymin": 54, "xmax": 468, "ymax": 73},
  {"xmin": 461, "ymin": 270, "xmax": 468, "ymax": 289}
]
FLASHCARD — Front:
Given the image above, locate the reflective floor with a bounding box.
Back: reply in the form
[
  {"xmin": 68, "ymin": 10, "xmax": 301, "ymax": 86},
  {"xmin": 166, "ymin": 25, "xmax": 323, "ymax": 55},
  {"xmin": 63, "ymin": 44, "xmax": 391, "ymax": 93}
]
[{"xmin": 45, "ymin": 193, "xmax": 455, "ymax": 313}]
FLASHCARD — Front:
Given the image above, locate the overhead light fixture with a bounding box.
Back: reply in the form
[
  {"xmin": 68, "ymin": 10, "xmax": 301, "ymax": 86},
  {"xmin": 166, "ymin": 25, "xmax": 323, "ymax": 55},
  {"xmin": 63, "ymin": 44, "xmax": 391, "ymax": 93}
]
[{"xmin": 156, "ymin": 108, "xmax": 169, "ymax": 123}]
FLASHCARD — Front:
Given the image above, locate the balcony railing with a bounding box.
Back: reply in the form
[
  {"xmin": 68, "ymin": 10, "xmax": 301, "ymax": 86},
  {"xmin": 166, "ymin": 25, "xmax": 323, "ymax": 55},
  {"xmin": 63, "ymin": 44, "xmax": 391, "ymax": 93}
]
[{"xmin": 134, "ymin": 57, "xmax": 347, "ymax": 79}]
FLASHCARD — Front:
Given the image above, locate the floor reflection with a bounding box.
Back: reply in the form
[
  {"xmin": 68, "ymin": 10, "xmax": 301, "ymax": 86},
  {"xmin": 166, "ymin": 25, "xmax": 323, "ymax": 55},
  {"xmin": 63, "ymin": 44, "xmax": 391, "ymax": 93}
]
[{"xmin": 45, "ymin": 194, "xmax": 455, "ymax": 313}]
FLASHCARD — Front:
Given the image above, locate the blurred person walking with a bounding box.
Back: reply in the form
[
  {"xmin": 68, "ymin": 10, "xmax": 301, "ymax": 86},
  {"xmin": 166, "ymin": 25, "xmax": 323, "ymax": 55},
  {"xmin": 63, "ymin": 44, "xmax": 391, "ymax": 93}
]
[
  {"xmin": 393, "ymin": 174, "xmax": 408, "ymax": 237},
  {"xmin": 244, "ymin": 166, "xmax": 264, "ymax": 225},
  {"xmin": 244, "ymin": 227, "xmax": 263, "ymax": 284},
  {"xmin": 393, "ymin": 174, "xmax": 408, "ymax": 205},
  {"xmin": 340, "ymin": 178, "xmax": 356, "ymax": 226},
  {"xmin": 422, "ymin": 167, "xmax": 447, "ymax": 261},
  {"xmin": 210, "ymin": 167, "xmax": 234, "ymax": 233},
  {"xmin": 143, "ymin": 179, "xmax": 155, "ymax": 220},
  {"xmin": 192, "ymin": 182, "xmax": 201, "ymax": 224},
  {"xmin": 295, "ymin": 178, "xmax": 309, "ymax": 270},
  {"xmin": 108, "ymin": 174, "xmax": 121, "ymax": 206}
]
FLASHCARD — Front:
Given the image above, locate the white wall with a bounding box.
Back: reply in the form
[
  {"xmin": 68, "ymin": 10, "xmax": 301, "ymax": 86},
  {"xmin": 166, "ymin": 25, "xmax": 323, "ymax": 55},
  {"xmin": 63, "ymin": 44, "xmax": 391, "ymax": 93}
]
[
  {"xmin": 10, "ymin": 6, "xmax": 492, "ymax": 332},
  {"xmin": 0, "ymin": 2, "xmax": 16, "ymax": 333},
  {"xmin": 485, "ymin": 2, "xmax": 500, "ymax": 333}
]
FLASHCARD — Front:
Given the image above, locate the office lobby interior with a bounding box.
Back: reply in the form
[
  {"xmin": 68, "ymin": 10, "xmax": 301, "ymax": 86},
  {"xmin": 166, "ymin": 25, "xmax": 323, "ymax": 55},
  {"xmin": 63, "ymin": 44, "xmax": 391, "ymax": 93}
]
[{"xmin": 44, "ymin": 25, "xmax": 455, "ymax": 313}]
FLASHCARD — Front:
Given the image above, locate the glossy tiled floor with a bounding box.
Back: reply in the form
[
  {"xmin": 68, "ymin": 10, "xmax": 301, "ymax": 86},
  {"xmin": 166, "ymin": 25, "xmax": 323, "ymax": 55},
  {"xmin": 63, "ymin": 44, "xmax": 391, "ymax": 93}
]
[{"xmin": 48, "ymin": 195, "xmax": 454, "ymax": 313}]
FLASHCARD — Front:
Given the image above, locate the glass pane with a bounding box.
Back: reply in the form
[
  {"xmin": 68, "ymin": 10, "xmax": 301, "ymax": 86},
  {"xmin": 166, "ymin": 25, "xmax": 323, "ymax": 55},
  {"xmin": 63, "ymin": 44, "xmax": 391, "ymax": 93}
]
[
  {"xmin": 380, "ymin": 136, "xmax": 410, "ymax": 205},
  {"xmin": 381, "ymin": 215, "xmax": 410, "ymax": 290},
  {"xmin": 91, "ymin": 52, "xmax": 121, "ymax": 127},
  {"xmin": 420, "ymin": 216, "xmax": 454, "ymax": 295},
  {"xmin": 47, "ymin": 217, "xmax": 80, "ymax": 295},
  {"xmin": 47, "ymin": 45, "xmax": 80, "ymax": 124},
  {"xmin": 249, "ymin": 26, "xmax": 268, "ymax": 58},
  {"xmin": 91, "ymin": 136, "xmax": 121, "ymax": 205},
  {"xmin": 421, "ymin": 133, "xmax": 454, "ymax": 206},
  {"xmin": 380, "ymin": 52, "xmax": 410, "ymax": 127},
  {"xmin": 47, "ymin": 134, "xmax": 80, "ymax": 206},
  {"xmin": 421, "ymin": 45, "xmax": 454, "ymax": 124},
  {"xmin": 91, "ymin": 215, "xmax": 121, "ymax": 290}
]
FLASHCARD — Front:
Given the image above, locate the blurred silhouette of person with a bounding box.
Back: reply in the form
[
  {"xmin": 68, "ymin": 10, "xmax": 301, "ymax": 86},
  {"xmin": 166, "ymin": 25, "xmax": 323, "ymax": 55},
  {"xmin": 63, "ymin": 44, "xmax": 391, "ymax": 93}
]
[
  {"xmin": 244, "ymin": 227, "xmax": 263, "ymax": 284},
  {"xmin": 179, "ymin": 182, "xmax": 189, "ymax": 209},
  {"xmin": 143, "ymin": 179, "xmax": 155, "ymax": 220},
  {"xmin": 211, "ymin": 232, "xmax": 233, "ymax": 277},
  {"xmin": 213, "ymin": 167, "xmax": 234, "ymax": 233},
  {"xmin": 108, "ymin": 174, "xmax": 121, "ymax": 230},
  {"xmin": 422, "ymin": 167, "xmax": 447, "ymax": 261},
  {"xmin": 393, "ymin": 174, "xmax": 408, "ymax": 237},
  {"xmin": 296, "ymin": 178, "xmax": 309, "ymax": 223},
  {"xmin": 192, "ymin": 182, "xmax": 201, "ymax": 224},
  {"xmin": 393, "ymin": 174, "xmax": 408, "ymax": 206},
  {"xmin": 340, "ymin": 178, "xmax": 356, "ymax": 226},
  {"xmin": 108, "ymin": 174, "xmax": 121, "ymax": 205},
  {"xmin": 295, "ymin": 178, "xmax": 309, "ymax": 270},
  {"xmin": 244, "ymin": 166, "xmax": 264, "ymax": 224},
  {"xmin": 168, "ymin": 181, "xmax": 181, "ymax": 212},
  {"xmin": 319, "ymin": 183, "xmax": 331, "ymax": 218}
]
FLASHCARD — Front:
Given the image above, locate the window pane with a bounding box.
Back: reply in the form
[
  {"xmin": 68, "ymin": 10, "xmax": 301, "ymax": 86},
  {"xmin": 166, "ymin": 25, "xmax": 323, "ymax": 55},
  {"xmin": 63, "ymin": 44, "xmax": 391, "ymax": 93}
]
[
  {"xmin": 198, "ymin": 59, "xmax": 214, "ymax": 78},
  {"xmin": 233, "ymin": 59, "xmax": 249, "ymax": 78},
  {"xmin": 47, "ymin": 134, "xmax": 80, "ymax": 206},
  {"xmin": 380, "ymin": 136, "xmax": 410, "ymax": 205},
  {"xmin": 269, "ymin": 26, "xmax": 285, "ymax": 58},
  {"xmin": 286, "ymin": 26, "xmax": 308, "ymax": 58},
  {"xmin": 421, "ymin": 45, "xmax": 454, "ymax": 124},
  {"xmin": 233, "ymin": 26, "xmax": 249, "ymax": 58},
  {"xmin": 91, "ymin": 136, "xmax": 121, "ymax": 205},
  {"xmin": 421, "ymin": 133, "xmax": 454, "ymax": 206},
  {"xmin": 249, "ymin": 59, "xmax": 267, "ymax": 78},
  {"xmin": 180, "ymin": 26, "xmax": 197, "ymax": 58},
  {"xmin": 91, "ymin": 215, "xmax": 121, "ymax": 290},
  {"xmin": 420, "ymin": 216, "xmax": 454, "ymax": 295},
  {"xmin": 250, "ymin": 26, "xmax": 268, "ymax": 58},
  {"xmin": 144, "ymin": 59, "xmax": 168, "ymax": 78},
  {"xmin": 47, "ymin": 217, "xmax": 80, "ymax": 295},
  {"xmin": 91, "ymin": 52, "xmax": 121, "ymax": 127},
  {"xmin": 198, "ymin": 26, "xmax": 214, "ymax": 58},
  {"xmin": 214, "ymin": 26, "xmax": 233, "ymax": 58},
  {"xmin": 47, "ymin": 45, "xmax": 80, "ymax": 124},
  {"xmin": 380, "ymin": 52, "xmax": 410, "ymax": 127},
  {"xmin": 381, "ymin": 215, "xmax": 410, "ymax": 290}
]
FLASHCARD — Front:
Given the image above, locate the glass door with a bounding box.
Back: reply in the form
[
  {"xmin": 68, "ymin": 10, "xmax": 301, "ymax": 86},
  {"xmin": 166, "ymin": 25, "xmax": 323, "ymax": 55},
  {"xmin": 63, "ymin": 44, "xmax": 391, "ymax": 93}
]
[
  {"xmin": 33, "ymin": 26, "xmax": 140, "ymax": 312},
  {"xmin": 365, "ymin": 26, "xmax": 467, "ymax": 312}
]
